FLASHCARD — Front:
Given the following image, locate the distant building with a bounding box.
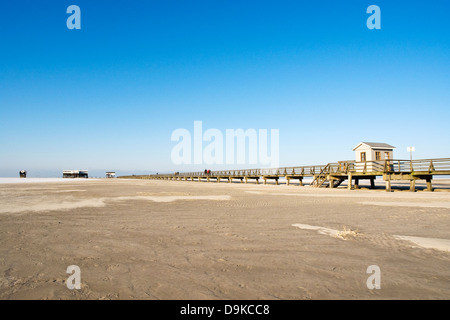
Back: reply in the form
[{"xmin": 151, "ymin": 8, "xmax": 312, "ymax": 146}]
[
  {"xmin": 106, "ymin": 172, "xmax": 116, "ymax": 178},
  {"xmin": 19, "ymin": 170, "xmax": 27, "ymax": 178},
  {"xmin": 63, "ymin": 170, "xmax": 88, "ymax": 178}
]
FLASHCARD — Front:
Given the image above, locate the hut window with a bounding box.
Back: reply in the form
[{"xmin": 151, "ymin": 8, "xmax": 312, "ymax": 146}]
[
  {"xmin": 384, "ymin": 152, "xmax": 390, "ymax": 159},
  {"xmin": 360, "ymin": 152, "xmax": 366, "ymax": 162},
  {"xmin": 375, "ymin": 152, "xmax": 381, "ymax": 160}
]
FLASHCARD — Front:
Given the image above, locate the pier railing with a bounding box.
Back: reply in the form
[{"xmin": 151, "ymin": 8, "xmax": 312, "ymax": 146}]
[
  {"xmin": 143, "ymin": 158, "xmax": 450, "ymax": 180},
  {"xmin": 352, "ymin": 158, "xmax": 450, "ymax": 174},
  {"xmin": 171, "ymin": 165, "xmax": 329, "ymax": 178}
]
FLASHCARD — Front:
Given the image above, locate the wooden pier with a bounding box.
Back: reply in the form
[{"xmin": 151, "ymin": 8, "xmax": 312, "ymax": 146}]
[{"xmin": 120, "ymin": 158, "xmax": 450, "ymax": 192}]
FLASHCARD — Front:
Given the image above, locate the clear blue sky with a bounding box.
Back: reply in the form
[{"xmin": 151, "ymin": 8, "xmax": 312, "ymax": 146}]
[{"xmin": 0, "ymin": 1, "xmax": 449, "ymax": 176}]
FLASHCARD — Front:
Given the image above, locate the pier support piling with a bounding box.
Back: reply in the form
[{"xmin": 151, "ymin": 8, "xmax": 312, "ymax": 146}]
[
  {"xmin": 347, "ymin": 173, "xmax": 353, "ymax": 190},
  {"xmin": 385, "ymin": 176, "xmax": 391, "ymax": 192},
  {"xmin": 426, "ymin": 178, "xmax": 433, "ymax": 191},
  {"xmin": 410, "ymin": 179, "xmax": 416, "ymax": 192}
]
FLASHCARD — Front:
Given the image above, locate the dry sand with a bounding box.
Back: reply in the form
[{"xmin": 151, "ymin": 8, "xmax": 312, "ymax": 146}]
[{"xmin": 0, "ymin": 178, "xmax": 449, "ymax": 299}]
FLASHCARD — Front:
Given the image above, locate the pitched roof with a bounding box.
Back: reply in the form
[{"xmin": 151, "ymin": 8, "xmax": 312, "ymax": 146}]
[{"xmin": 353, "ymin": 142, "xmax": 396, "ymax": 151}]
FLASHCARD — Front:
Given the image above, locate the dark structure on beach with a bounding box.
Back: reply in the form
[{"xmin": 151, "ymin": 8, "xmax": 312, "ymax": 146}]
[
  {"xmin": 63, "ymin": 170, "xmax": 88, "ymax": 178},
  {"xmin": 19, "ymin": 170, "xmax": 27, "ymax": 178}
]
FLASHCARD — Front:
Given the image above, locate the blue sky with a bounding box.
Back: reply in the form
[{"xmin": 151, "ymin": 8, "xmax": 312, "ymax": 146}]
[{"xmin": 0, "ymin": 1, "xmax": 449, "ymax": 176}]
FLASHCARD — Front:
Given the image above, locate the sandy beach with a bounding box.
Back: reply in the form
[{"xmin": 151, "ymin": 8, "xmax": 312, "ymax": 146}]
[{"xmin": 0, "ymin": 178, "xmax": 449, "ymax": 300}]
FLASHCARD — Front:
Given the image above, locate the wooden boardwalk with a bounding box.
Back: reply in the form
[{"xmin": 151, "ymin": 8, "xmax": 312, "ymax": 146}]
[{"xmin": 120, "ymin": 158, "xmax": 450, "ymax": 192}]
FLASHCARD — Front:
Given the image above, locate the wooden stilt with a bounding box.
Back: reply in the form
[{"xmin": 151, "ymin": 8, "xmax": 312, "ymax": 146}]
[
  {"xmin": 426, "ymin": 178, "xmax": 433, "ymax": 192},
  {"xmin": 410, "ymin": 179, "xmax": 416, "ymax": 192},
  {"xmin": 347, "ymin": 173, "xmax": 353, "ymax": 190}
]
